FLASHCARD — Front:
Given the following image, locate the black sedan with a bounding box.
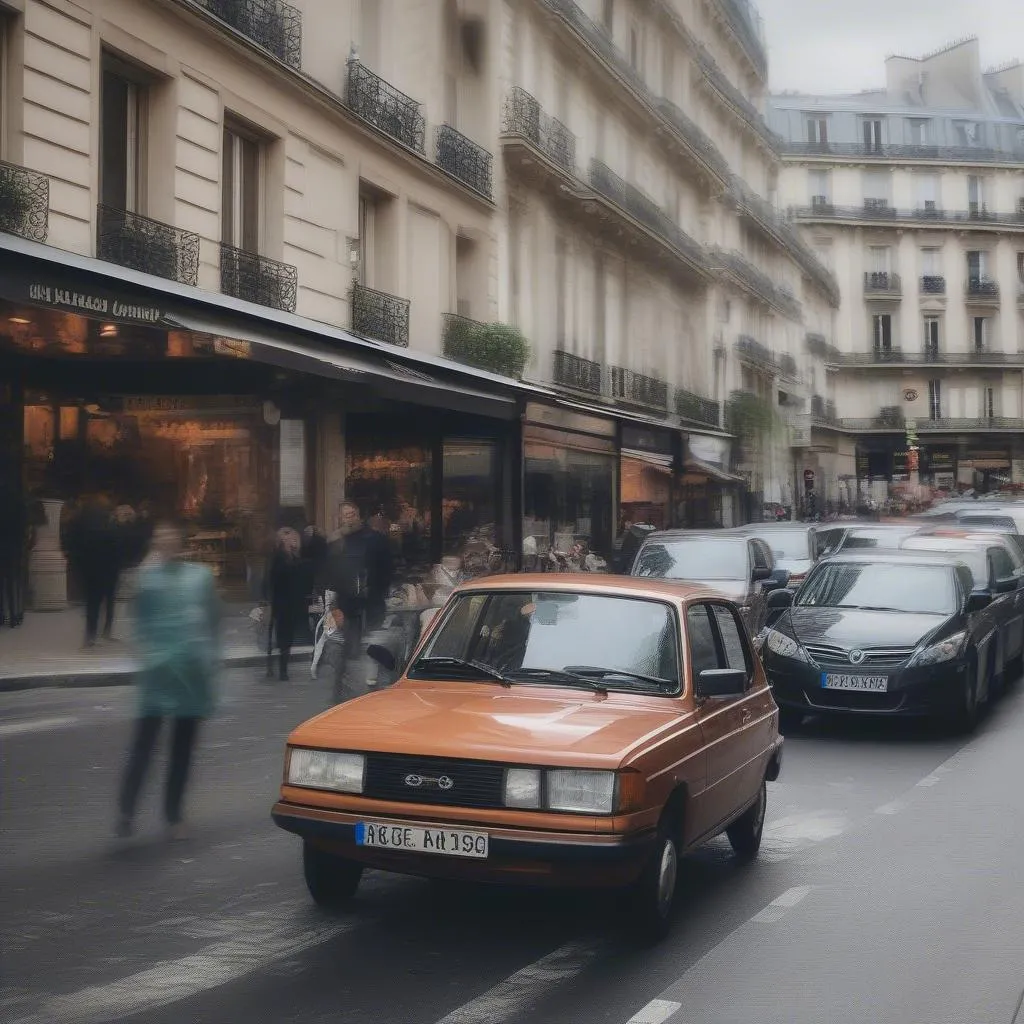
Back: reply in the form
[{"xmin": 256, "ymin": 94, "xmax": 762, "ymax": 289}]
[{"xmin": 760, "ymin": 551, "xmax": 993, "ymax": 732}]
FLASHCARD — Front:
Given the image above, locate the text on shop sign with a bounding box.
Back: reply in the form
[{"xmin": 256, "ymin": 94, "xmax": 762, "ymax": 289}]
[{"xmin": 28, "ymin": 284, "xmax": 164, "ymax": 323}]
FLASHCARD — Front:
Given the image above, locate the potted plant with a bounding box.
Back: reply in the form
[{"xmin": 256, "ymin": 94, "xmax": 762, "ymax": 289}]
[
  {"xmin": 0, "ymin": 169, "xmax": 32, "ymax": 235},
  {"xmin": 444, "ymin": 321, "xmax": 529, "ymax": 378}
]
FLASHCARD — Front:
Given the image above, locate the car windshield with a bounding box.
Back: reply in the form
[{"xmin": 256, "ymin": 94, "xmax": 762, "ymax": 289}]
[
  {"xmin": 796, "ymin": 562, "xmax": 957, "ymax": 615},
  {"xmin": 901, "ymin": 540, "xmax": 987, "ymax": 586},
  {"xmin": 958, "ymin": 515, "xmax": 1017, "ymax": 533},
  {"xmin": 839, "ymin": 527, "xmax": 920, "ymax": 549},
  {"xmin": 410, "ymin": 590, "xmax": 681, "ymax": 694},
  {"xmin": 750, "ymin": 532, "xmax": 811, "ymax": 562},
  {"xmin": 633, "ymin": 539, "xmax": 747, "ymax": 581}
]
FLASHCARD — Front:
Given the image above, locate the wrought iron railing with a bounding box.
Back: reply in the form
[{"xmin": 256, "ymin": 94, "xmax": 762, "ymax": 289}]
[
  {"xmin": 502, "ymin": 86, "xmax": 576, "ymax": 171},
  {"xmin": 782, "ymin": 140, "xmax": 1024, "ymax": 165},
  {"xmin": 864, "ymin": 271, "xmax": 902, "ymax": 293},
  {"xmin": 553, "ymin": 350, "xmax": 603, "ymax": 394},
  {"xmin": 351, "ymin": 282, "xmax": 410, "ymax": 346},
  {"xmin": 840, "ymin": 414, "xmax": 1024, "ymax": 431},
  {"xmin": 654, "ymin": 99, "xmax": 731, "ymax": 182},
  {"xmin": 966, "ymin": 278, "xmax": 1000, "ymax": 299},
  {"xmin": 346, "ymin": 58, "xmax": 425, "ymax": 153},
  {"xmin": 436, "ymin": 125, "xmax": 493, "ymax": 199},
  {"xmin": 778, "ymin": 353, "xmax": 798, "ymax": 378},
  {"xmin": 810, "ymin": 395, "xmax": 839, "ymax": 423},
  {"xmin": 610, "ymin": 366, "xmax": 668, "ymax": 410},
  {"xmin": 791, "ymin": 203, "xmax": 1024, "ymax": 227},
  {"xmin": 805, "ymin": 332, "xmax": 840, "ymax": 362},
  {"xmin": 0, "ymin": 160, "xmax": 49, "ymax": 242},
  {"xmin": 199, "ymin": 0, "xmax": 301, "ymax": 68},
  {"xmin": 834, "ymin": 348, "xmax": 1024, "ymax": 366},
  {"xmin": 715, "ymin": 0, "xmax": 768, "ymax": 78},
  {"xmin": 712, "ymin": 249, "xmax": 801, "ymax": 318},
  {"xmin": 219, "ymin": 244, "xmax": 298, "ymax": 312},
  {"xmin": 590, "ymin": 160, "xmax": 706, "ymax": 270},
  {"xmin": 735, "ymin": 334, "xmax": 777, "ymax": 371},
  {"xmin": 921, "ymin": 275, "xmax": 946, "ymax": 294},
  {"xmin": 675, "ymin": 388, "xmax": 720, "ymax": 426},
  {"xmin": 96, "ymin": 206, "xmax": 200, "ymax": 286}
]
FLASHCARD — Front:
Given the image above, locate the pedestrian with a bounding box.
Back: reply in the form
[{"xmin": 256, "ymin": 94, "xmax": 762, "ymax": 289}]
[
  {"xmin": 264, "ymin": 526, "xmax": 306, "ymax": 681},
  {"xmin": 310, "ymin": 500, "xmax": 393, "ymax": 702},
  {"xmin": 115, "ymin": 518, "xmax": 221, "ymax": 841}
]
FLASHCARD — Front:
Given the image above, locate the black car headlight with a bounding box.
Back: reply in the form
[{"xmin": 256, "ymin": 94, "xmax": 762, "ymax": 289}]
[
  {"xmin": 763, "ymin": 628, "xmax": 810, "ymax": 663},
  {"xmin": 907, "ymin": 631, "xmax": 967, "ymax": 668}
]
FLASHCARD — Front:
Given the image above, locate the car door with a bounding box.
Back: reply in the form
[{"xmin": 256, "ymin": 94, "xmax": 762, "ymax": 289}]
[
  {"xmin": 687, "ymin": 601, "xmax": 746, "ymax": 838},
  {"xmin": 746, "ymin": 539, "xmax": 773, "ymax": 634},
  {"xmin": 989, "ymin": 545, "xmax": 1024, "ymax": 667}
]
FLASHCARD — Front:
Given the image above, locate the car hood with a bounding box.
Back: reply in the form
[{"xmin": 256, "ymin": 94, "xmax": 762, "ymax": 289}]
[
  {"xmin": 680, "ymin": 578, "xmax": 748, "ymax": 601},
  {"xmin": 289, "ymin": 683, "xmax": 690, "ymax": 768},
  {"xmin": 787, "ymin": 607, "xmax": 948, "ymax": 650}
]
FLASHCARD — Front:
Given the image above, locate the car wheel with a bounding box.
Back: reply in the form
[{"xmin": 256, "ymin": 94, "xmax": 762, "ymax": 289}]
[
  {"xmin": 302, "ymin": 841, "xmax": 364, "ymax": 910},
  {"xmin": 778, "ymin": 706, "xmax": 804, "ymax": 732},
  {"xmin": 628, "ymin": 821, "xmax": 680, "ymax": 944},
  {"xmin": 726, "ymin": 779, "xmax": 767, "ymax": 860},
  {"xmin": 945, "ymin": 664, "xmax": 979, "ymax": 736}
]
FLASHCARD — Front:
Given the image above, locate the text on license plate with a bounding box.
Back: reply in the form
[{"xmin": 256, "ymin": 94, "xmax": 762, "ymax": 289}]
[
  {"xmin": 355, "ymin": 822, "xmax": 489, "ymax": 859},
  {"xmin": 822, "ymin": 673, "xmax": 888, "ymax": 692}
]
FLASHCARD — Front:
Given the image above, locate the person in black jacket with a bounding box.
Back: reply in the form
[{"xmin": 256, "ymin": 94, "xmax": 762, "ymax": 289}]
[{"xmin": 264, "ymin": 527, "xmax": 306, "ymax": 681}]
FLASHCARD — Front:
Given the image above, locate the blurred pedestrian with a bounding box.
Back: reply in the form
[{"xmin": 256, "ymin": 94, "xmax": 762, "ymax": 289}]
[
  {"xmin": 264, "ymin": 526, "xmax": 305, "ymax": 681},
  {"xmin": 115, "ymin": 519, "xmax": 221, "ymax": 841}
]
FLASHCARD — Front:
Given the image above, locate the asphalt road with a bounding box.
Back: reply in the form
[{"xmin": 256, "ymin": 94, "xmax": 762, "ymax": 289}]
[{"xmin": 3, "ymin": 667, "xmax": 1023, "ymax": 1024}]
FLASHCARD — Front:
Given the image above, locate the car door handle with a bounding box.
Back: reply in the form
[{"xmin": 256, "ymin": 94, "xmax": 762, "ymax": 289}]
[{"xmin": 741, "ymin": 707, "xmax": 752, "ymax": 723}]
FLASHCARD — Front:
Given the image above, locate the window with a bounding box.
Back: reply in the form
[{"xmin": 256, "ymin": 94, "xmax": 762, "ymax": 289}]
[
  {"xmin": 594, "ymin": 253, "xmax": 606, "ymax": 355},
  {"xmin": 872, "ymin": 313, "xmax": 893, "ymax": 353},
  {"xmin": 100, "ymin": 56, "xmax": 147, "ymax": 213},
  {"xmin": 862, "ymin": 169, "xmax": 890, "ymax": 207},
  {"xmin": 923, "ymin": 315, "xmax": 940, "ymax": 357},
  {"xmin": 920, "ymin": 247, "xmax": 941, "ymax": 276},
  {"xmin": 973, "ymin": 316, "xmax": 989, "ymax": 353},
  {"xmin": 868, "ymin": 245, "xmax": 891, "ymax": 274},
  {"xmin": 984, "ymin": 387, "xmax": 996, "ymax": 420},
  {"xmin": 712, "ymin": 605, "xmax": 751, "ymax": 677},
  {"xmin": 915, "ymin": 174, "xmax": 939, "ymax": 212},
  {"xmin": 686, "ymin": 605, "xmax": 719, "ymax": 677},
  {"xmin": 967, "ymin": 250, "xmax": 987, "ymax": 283},
  {"xmin": 809, "ymin": 169, "xmax": 830, "ymax": 205},
  {"xmin": 907, "ymin": 118, "xmax": 930, "ymax": 145},
  {"xmin": 1018, "ymin": 251, "xmax": 1024, "ymax": 285},
  {"xmin": 629, "ymin": 22, "xmax": 642, "ymax": 72},
  {"xmin": 805, "ymin": 116, "xmax": 828, "ymax": 145},
  {"xmin": 602, "ymin": 0, "xmax": 614, "ymax": 30},
  {"xmin": 555, "ymin": 236, "xmax": 567, "ymax": 347},
  {"xmin": 968, "ymin": 175, "xmax": 987, "ymax": 216},
  {"xmin": 862, "ymin": 118, "xmax": 883, "ymax": 151},
  {"xmin": 222, "ymin": 121, "xmax": 260, "ymax": 252},
  {"xmin": 928, "ymin": 379, "xmax": 942, "ymax": 420},
  {"xmin": 455, "ymin": 234, "xmax": 476, "ymax": 318},
  {"xmin": 359, "ymin": 0, "xmax": 380, "ymax": 67},
  {"xmin": 954, "ymin": 121, "xmax": 981, "ymax": 147}
]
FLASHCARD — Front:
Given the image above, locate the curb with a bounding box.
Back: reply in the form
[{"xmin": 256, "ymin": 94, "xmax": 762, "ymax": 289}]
[{"xmin": 0, "ymin": 648, "xmax": 315, "ymax": 693}]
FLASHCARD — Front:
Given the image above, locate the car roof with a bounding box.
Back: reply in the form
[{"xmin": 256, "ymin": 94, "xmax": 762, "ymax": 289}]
[
  {"xmin": 455, "ymin": 572, "xmax": 724, "ymax": 602},
  {"xmin": 902, "ymin": 534, "xmax": 995, "ymax": 550},
  {"xmin": 733, "ymin": 522, "xmax": 813, "ymax": 533},
  {"xmin": 819, "ymin": 550, "xmax": 968, "ymax": 568},
  {"xmin": 644, "ymin": 529, "xmax": 748, "ymax": 542}
]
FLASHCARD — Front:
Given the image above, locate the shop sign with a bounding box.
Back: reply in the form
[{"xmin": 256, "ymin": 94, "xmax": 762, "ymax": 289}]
[
  {"xmin": 688, "ymin": 434, "xmax": 729, "ymax": 467},
  {"xmin": 525, "ymin": 402, "xmax": 616, "ymax": 438},
  {"xmin": 621, "ymin": 424, "xmax": 674, "ymax": 455},
  {"xmin": 925, "ymin": 449, "xmax": 955, "ymax": 470},
  {"xmin": 19, "ymin": 280, "xmax": 173, "ymax": 326},
  {"xmin": 118, "ymin": 395, "xmax": 258, "ymax": 413}
]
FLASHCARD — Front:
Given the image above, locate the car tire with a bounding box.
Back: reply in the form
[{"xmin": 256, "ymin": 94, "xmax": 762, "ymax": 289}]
[
  {"xmin": 945, "ymin": 664, "xmax": 979, "ymax": 736},
  {"xmin": 302, "ymin": 841, "xmax": 364, "ymax": 910},
  {"xmin": 778, "ymin": 706, "xmax": 804, "ymax": 732},
  {"xmin": 726, "ymin": 778, "xmax": 766, "ymax": 861},
  {"xmin": 628, "ymin": 819, "xmax": 681, "ymax": 944}
]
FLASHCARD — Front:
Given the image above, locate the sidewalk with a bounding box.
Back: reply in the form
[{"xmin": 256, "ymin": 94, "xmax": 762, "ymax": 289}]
[{"xmin": 0, "ymin": 602, "xmax": 313, "ymax": 692}]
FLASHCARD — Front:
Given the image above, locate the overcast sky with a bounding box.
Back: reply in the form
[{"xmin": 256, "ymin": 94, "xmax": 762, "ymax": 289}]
[{"xmin": 756, "ymin": 0, "xmax": 1024, "ymax": 95}]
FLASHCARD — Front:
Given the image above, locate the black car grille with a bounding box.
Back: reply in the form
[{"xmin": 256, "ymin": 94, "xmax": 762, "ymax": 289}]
[
  {"xmin": 803, "ymin": 643, "xmax": 915, "ymax": 669},
  {"xmin": 807, "ymin": 689, "xmax": 905, "ymax": 712},
  {"xmin": 363, "ymin": 753, "xmax": 505, "ymax": 809}
]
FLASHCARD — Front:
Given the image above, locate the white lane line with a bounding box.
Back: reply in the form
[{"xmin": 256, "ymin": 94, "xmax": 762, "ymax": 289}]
[
  {"xmin": 434, "ymin": 938, "xmax": 604, "ymax": 1024},
  {"xmin": 625, "ymin": 998, "xmax": 683, "ymax": 1023},
  {"xmin": 11, "ymin": 909, "xmax": 358, "ymax": 1024},
  {"xmin": 749, "ymin": 885, "xmax": 813, "ymax": 924},
  {"xmin": 874, "ymin": 798, "xmax": 907, "ymax": 816},
  {"xmin": 0, "ymin": 716, "xmax": 78, "ymax": 738}
]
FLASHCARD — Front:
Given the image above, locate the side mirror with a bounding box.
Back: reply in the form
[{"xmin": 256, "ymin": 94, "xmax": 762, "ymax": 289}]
[
  {"xmin": 767, "ymin": 588, "xmax": 795, "ymax": 610},
  {"xmin": 366, "ymin": 644, "xmax": 396, "ymax": 672},
  {"xmin": 762, "ymin": 568, "xmax": 790, "ymax": 592},
  {"xmin": 696, "ymin": 667, "xmax": 747, "ymax": 698},
  {"xmin": 995, "ymin": 577, "xmax": 1017, "ymax": 595},
  {"xmin": 752, "ymin": 565, "xmax": 772, "ymax": 582},
  {"xmin": 965, "ymin": 592, "xmax": 992, "ymax": 614}
]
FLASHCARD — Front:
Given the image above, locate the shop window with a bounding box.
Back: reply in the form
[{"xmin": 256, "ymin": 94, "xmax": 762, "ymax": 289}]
[
  {"xmin": 620, "ymin": 455, "xmax": 671, "ymax": 530},
  {"xmin": 442, "ymin": 440, "xmax": 499, "ymax": 559},
  {"xmin": 222, "ymin": 118, "xmax": 261, "ymax": 253},
  {"xmin": 100, "ymin": 54, "xmax": 148, "ymax": 213}
]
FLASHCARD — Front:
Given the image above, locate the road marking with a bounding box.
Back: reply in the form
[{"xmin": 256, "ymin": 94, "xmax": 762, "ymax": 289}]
[
  {"xmin": 625, "ymin": 998, "xmax": 683, "ymax": 1023},
  {"xmin": 11, "ymin": 908, "xmax": 358, "ymax": 1024},
  {"xmin": 874, "ymin": 798, "xmax": 907, "ymax": 816},
  {"xmin": 750, "ymin": 885, "xmax": 813, "ymax": 924},
  {"xmin": 0, "ymin": 716, "xmax": 78, "ymax": 738},
  {"xmin": 434, "ymin": 939, "xmax": 604, "ymax": 1024}
]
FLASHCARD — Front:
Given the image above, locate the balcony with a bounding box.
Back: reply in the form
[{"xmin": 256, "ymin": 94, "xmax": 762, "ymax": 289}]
[
  {"xmin": 502, "ymin": 86, "xmax": 575, "ymax": 173},
  {"xmin": 966, "ymin": 278, "xmax": 1000, "ymax": 304},
  {"xmin": 735, "ymin": 334, "xmax": 777, "ymax": 372},
  {"xmin": 781, "ymin": 141, "xmax": 1024, "ymax": 165},
  {"xmin": 921, "ymin": 275, "xmax": 946, "ymax": 295},
  {"xmin": 712, "ymin": 249, "xmax": 801, "ymax": 318},
  {"xmin": 805, "ymin": 332, "xmax": 840, "ymax": 363},
  {"xmin": 346, "ymin": 58, "xmax": 425, "ymax": 153},
  {"xmin": 199, "ymin": 0, "xmax": 301, "ymax": 68},
  {"xmin": 441, "ymin": 315, "xmax": 528, "ymax": 377},
  {"xmin": 553, "ymin": 350, "xmax": 603, "ymax": 395},
  {"xmin": 778, "ymin": 353, "xmax": 798, "ymax": 378},
  {"xmin": 676, "ymin": 388, "xmax": 721, "ymax": 427},
  {"xmin": 351, "ymin": 282, "xmax": 410, "ymax": 347},
  {"xmin": 96, "ymin": 206, "xmax": 200, "ymax": 286},
  {"xmin": 864, "ymin": 271, "xmax": 902, "ymax": 296},
  {"xmin": 714, "ymin": 0, "xmax": 768, "ymax": 80},
  {"xmin": 654, "ymin": 99, "xmax": 731, "ymax": 183},
  {"xmin": 219, "ymin": 244, "xmax": 297, "ymax": 312},
  {"xmin": 610, "ymin": 366, "xmax": 668, "ymax": 411},
  {"xmin": 810, "ymin": 394, "xmax": 838, "ymax": 425},
  {"xmin": 588, "ymin": 160, "xmax": 707, "ymax": 274},
  {"xmin": 841, "ymin": 414, "xmax": 1024, "ymax": 433},
  {"xmin": 834, "ymin": 348, "xmax": 1023, "ymax": 367},
  {"xmin": 791, "ymin": 203, "xmax": 1024, "ymax": 230},
  {"xmin": 0, "ymin": 160, "xmax": 49, "ymax": 242},
  {"xmin": 435, "ymin": 125, "xmax": 493, "ymax": 199}
]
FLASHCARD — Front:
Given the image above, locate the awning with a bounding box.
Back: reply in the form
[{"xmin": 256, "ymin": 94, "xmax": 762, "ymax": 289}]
[
  {"xmin": 620, "ymin": 447, "xmax": 675, "ymax": 470},
  {"xmin": 684, "ymin": 456, "xmax": 745, "ymax": 484}
]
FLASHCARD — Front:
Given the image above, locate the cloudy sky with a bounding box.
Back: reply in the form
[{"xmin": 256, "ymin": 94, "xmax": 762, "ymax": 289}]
[{"xmin": 756, "ymin": 0, "xmax": 1024, "ymax": 95}]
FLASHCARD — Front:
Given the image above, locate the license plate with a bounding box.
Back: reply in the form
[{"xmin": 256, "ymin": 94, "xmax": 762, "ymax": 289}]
[
  {"xmin": 354, "ymin": 821, "xmax": 489, "ymax": 859},
  {"xmin": 822, "ymin": 673, "xmax": 889, "ymax": 692}
]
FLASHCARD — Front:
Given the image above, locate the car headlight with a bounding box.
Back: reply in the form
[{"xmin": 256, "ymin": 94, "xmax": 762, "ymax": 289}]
[
  {"xmin": 764, "ymin": 628, "xmax": 810, "ymax": 663},
  {"xmin": 287, "ymin": 748, "xmax": 365, "ymax": 793},
  {"xmin": 502, "ymin": 768, "xmax": 619, "ymax": 814},
  {"xmin": 909, "ymin": 631, "xmax": 967, "ymax": 668}
]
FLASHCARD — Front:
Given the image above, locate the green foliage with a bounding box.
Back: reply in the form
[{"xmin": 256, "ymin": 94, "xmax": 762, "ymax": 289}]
[
  {"xmin": 444, "ymin": 319, "xmax": 530, "ymax": 378},
  {"xmin": 725, "ymin": 390, "xmax": 779, "ymax": 442}
]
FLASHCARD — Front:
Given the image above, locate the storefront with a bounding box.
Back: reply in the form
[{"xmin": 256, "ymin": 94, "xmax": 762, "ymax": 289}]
[
  {"xmin": 521, "ymin": 402, "xmax": 617, "ymax": 567},
  {"xmin": 677, "ymin": 434, "xmax": 742, "ymax": 527},
  {"xmin": 618, "ymin": 424, "xmax": 678, "ymax": 531}
]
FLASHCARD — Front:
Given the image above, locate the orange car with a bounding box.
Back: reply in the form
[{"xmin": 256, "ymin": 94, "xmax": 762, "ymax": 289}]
[{"xmin": 272, "ymin": 574, "xmax": 783, "ymax": 940}]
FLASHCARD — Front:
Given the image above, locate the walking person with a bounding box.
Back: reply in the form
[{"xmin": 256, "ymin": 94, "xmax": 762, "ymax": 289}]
[
  {"xmin": 264, "ymin": 526, "xmax": 306, "ymax": 682},
  {"xmin": 115, "ymin": 519, "xmax": 221, "ymax": 841}
]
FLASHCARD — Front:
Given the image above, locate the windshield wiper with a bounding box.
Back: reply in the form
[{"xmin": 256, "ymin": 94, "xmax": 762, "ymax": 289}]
[
  {"xmin": 563, "ymin": 665, "xmax": 673, "ymax": 688},
  {"xmin": 506, "ymin": 667, "xmax": 608, "ymax": 695},
  {"xmin": 412, "ymin": 657, "xmax": 511, "ymax": 686}
]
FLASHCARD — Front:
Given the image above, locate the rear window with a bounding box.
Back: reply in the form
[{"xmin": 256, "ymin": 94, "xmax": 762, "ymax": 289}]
[
  {"xmin": 958, "ymin": 515, "xmax": 1017, "ymax": 533},
  {"xmin": 900, "ymin": 539, "xmax": 987, "ymax": 586}
]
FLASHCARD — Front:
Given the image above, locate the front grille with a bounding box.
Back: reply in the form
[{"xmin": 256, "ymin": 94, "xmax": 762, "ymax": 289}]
[
  {"xmin": 807, "ymin": 689, "xmax": 905, "ymax": 712},
  {"xmin": 803, "ymin": 643, "xmax": 915, "ymax": 669},
  {"xmin": 363, "ymin": 753, "xmax": 505, "ymax": 809}
]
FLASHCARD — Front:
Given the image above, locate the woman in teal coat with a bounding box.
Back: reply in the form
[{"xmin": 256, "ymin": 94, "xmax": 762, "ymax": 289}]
[{"xmin": 116, "ymin": 519, "xmax": 221, "ymax": 840}]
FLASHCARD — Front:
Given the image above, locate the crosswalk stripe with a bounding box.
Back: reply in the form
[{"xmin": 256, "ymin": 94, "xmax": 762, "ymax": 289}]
[
  {"xmin": 625, "ymin": 998, "xmax": 683, "ymax": 1023},
  {"xmin": 0, "ymin": 716, "xmax": 78, "ymax": 738}
]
